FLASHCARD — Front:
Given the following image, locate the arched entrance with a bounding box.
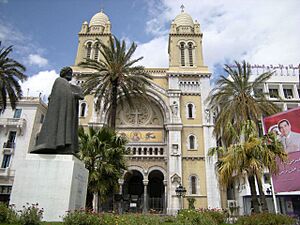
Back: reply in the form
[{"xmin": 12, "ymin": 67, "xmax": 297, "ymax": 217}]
[
  {"xmin": 148, "ymin": 170, "xmax": 165, "ymax": 212},
  {"xmin": 123, "ymin": 170, "xmax": 144, "ymax": 212}
]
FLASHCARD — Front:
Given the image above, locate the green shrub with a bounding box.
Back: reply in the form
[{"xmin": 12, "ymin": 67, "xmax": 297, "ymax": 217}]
[
  {"xmin": 101, "ymin": 213, "xmax": 167, "ymax": 225},
  {"xmin": 0, "ymin": 203, "xmax": 18, "ymax": 224},
  {"xmin": 18, "ymin": 203, "xmax": 43, "ymax": 225},
  {"xmin": 197, "ymin": 208, "xmax": 226, "ymax": 224},
  {"xmin": 176, "ymin": 209, "xmax": 218, "ymax": 225},
  {"xmin": 63, "ymin": 210, "xmax": 101, "ymax": 225},
  {"xmin": 236, "ymin": 212, "xmax": 296, "ymax": 225}
]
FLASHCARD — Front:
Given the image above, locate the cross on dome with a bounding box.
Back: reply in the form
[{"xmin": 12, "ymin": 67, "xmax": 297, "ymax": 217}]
[{"xmin": 180, "ymin": 4, "xmax": 185, "ymax": 12}]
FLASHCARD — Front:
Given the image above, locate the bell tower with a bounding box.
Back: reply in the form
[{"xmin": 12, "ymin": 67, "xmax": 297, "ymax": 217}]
[
  {"xmin": 168, "ymin": 5, "xmax": 204, "ymax": 70},
  {"xmin": 74, "ymin": 10, "xmax": 112, "ymax": 65}
]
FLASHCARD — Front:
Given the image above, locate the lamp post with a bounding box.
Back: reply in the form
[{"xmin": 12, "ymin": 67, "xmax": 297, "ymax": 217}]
[{"xmin": 175, "ymin": 184, "xmax": 186, "ymax": 210}]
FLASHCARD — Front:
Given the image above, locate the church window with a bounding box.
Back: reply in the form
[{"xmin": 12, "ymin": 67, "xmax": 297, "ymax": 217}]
[
  {"xmin": 187, "ymin": 103, "xmax": 194, "ymax": 118},
  {"xmin": 190, "ymin": 175, "xmax": 198, "ymax": 194},
  {"xmin": 180, "ymin": 42, "xmax": 185, "ymax": 66},
  {"xmin": 86, "ymin": 43, "xmax": 92, "ymax": 59},
  {"xmin": 80, "ymin": 102, "xmax": 87, "ymax": 117},
  {"xmin": 189, "ymin": 135, "xmax": 195, "ymax": 149},
  {"xmin": 94, "ymin": 43, "xmax": 99, "ymax": 61},
  {"xmin": 188, "ymin": 42, "xmax": 193, "ymax": 66}
]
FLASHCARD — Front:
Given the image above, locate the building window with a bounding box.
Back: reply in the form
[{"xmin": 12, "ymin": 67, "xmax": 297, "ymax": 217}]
[
  {"xmin": 269, "ymin": 88, "xmax": 279, "ymax": 98},
  {"xmin": 13, "ymin": 109, "xmax": 22, "ymax": 118},
  {"xmin": 180, "ymin": 42, "xmax": 185, "ymax": 66},
  {"xmin": 190, "ymin": 176, "xmax": 197, "ymax": 194},
  {"xmin": 1, "ymin": 155, "xmax": 11, "ymax": 168},
  {"xmin": 187, "ymin": 103, "xmax": 194, "ymax": 118},
  {"xmin": 263, "ymin": 173, "xmax": 271, "ymax": 184},
  {"xmin": 94, "ymin": 43, "xmax": 99, "ymax": 61},
  {"xmin": 40, "ymin": 114, "xmax": 45, "ymax": 123},
  {"xmin": 283, "ymin": 88, "xmax": 293, "ymax": 99},
  {"xmin": 189, "ymin": 135, "xmax": 195, "ymax": 149},
  {"xmin": 5, "ymin": 131, "xmax": 17, "ymax": 148},
  {"xmin": 298, "ymin": 89, "xmax": 300, "ymax": 98},
  {"xmin": 86, "ymin": 43, "xmax": 92, "ymax": 59},
  {"xmin": 0, "ymin": 185, "xmax": 12, "ymax": 194},
  {"xmin": 80, "ymin": 103, "xmax": 86, "ymax": 117},
  {"xmin": 188, "ymin": 42, "xmax": 193, "ymax": 66}
]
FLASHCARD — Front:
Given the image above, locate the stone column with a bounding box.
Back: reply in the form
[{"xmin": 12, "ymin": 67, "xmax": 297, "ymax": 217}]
[
  {"xmin": 163, "ymin": 180, "xmax": 167, "ymax": 214},
  {"xmin": 143, "ymin": 180, "xmax": 148, "ymax": 213}
]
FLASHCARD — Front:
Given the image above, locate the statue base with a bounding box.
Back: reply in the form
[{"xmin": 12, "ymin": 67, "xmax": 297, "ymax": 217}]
[{"xmin": 10, "ymin": 154, "xmax": 89, "ymax": 222}]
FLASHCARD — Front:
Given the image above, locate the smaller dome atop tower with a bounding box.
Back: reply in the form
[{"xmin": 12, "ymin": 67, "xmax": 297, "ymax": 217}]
[
  {"xmin": 174, "ymin": 11, "xmax": 194, "ymax": 27},
  {"xmin": 89, "ymin": 10, "xmax": 110, "ymax": 27}
]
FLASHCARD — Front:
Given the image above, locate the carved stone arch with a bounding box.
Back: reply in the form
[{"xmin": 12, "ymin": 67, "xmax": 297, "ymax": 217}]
[
  {"xmin": 147, "ymin": 166, "xmax": 167, "ymax": 180},
  {"xmin": 84, "ymin": 40, "xmax": 94, "ymax": 47},
  {"xmin": 101, "ymin": 91, "xmax": 170, "ymax": 125},
  {"xmin": 124, "ymin": 165, "xmax": 145, "ymax": 180}
]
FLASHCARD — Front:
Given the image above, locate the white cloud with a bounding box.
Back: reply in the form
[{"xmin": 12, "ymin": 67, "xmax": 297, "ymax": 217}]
[
  {"xmin": 21, "ymin": 70, "xmax": 59, "ymax": 100},
  {"xmin": 0, "ymin": 0, "xmax": 8, "ymax": 4},
  {"xmin": 141, "ymin": 0, "xmax": 300, "ymax": 75},
  {"xmin": 134, "ymin": 36, "xmax": 169, "ymax": 68},
  {"xmin": 28, "ymin": 54, "xmax": 48, "ymax": 67}
]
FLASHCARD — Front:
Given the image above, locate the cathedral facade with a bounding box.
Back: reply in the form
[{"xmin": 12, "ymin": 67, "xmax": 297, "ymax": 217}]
[{"xmin": 72, "ymin": 9, "xmax": 221, "ymax": 214}]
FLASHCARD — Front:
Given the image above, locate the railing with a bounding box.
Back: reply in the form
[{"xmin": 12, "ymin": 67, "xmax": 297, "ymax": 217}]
[
  {"xmin": 0, "ymin": 118, "xmax": 26, "ymax": 128},
  {"xmin": 148, "ymin": 197, "xmax": 164, "ymax": 212},
  {"xmin": 126, "ymin": 146, "xmax": 166, "ymax": 157},
  {"xmin": 3, "ymin": 142, "xmax": 15, "ymax": 149}
]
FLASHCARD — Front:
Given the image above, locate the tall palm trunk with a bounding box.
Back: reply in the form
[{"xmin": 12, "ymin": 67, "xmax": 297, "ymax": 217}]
[
  {"xmin": 256, "ymin": 174, "xmax": 268, "ymax": 211},
  {"xmin": 248, "ymin": 174, "xmax": 260, "ymax": 213},
  {"xmin": 110, "ymin": 80, "xmax": 118, "ymax": 130},
  {"xmin": 86, "ymin": 190, "xmax": 94, "ymax": 209}
]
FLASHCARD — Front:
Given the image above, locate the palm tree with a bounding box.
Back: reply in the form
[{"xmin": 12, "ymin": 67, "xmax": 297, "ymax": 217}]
[
  {"xmin": 207, "ymin": 61, "xmax": 281, "ymax": 212},
  {"xmin": 78, "ymin": 126, "xmax": 128, "ymax": 210},
  {"xmin": 209, "ymin": 121, "xmax": 287, "ymax": 213},
  {"xmin": 0, "ymin": 42, "xmax": 27, "ymax": 113},
  {"xmin": 79, "ymin": 36, "xmax": 152, "ymax": 129},
  {"xmin": 208, "ymin": 60, "xmax": 279, "ymax": 147}
]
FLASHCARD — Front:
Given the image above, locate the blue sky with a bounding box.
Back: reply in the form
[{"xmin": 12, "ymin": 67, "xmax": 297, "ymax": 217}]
[{"xmin": 1, "ymin": 0, "xmax": 300, "ymax": 97}]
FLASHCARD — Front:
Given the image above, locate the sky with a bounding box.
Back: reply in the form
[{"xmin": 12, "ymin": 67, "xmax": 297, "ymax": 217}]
[{"xmin": 1, "ymin": 0, "xmax": 300, "ymax": 98}]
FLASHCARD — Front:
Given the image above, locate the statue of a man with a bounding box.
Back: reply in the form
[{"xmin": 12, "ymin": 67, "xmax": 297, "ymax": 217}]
[{"xmin": 31, "ymin": 67, "xmax": 83, "ymax": 154}]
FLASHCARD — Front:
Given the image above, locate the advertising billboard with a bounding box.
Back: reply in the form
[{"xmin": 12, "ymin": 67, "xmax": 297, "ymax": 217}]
[{"xmin": 263, "ymin": 107, "xmax": 300, "ymax": 192}]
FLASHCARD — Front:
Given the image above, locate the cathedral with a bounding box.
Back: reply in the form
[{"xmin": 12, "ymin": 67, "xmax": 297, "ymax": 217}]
[{"xmin": 71, "ymin": 8, "xmax": 221, "ymax": 214}]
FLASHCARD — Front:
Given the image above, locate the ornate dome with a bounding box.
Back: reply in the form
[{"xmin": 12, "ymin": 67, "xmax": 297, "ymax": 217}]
[
  {"xmin": 89, "ymin": 10, "xmax": 110, "ymax": 27},
  {"xmin": 174, "ymin": 11, "xmax": 194, "ymax": 27}
]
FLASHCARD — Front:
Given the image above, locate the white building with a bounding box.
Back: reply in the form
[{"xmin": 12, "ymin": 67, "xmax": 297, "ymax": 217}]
[
  {"xmin": 0, "ymin": 97, "xmax": 47, "ymax": 203},
  {"xmin": 230, "ymin": 64, "xmax": 300, "ymax": 216}
]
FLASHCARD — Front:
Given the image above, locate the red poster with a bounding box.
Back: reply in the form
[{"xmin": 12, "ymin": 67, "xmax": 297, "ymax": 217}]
[{"xmin": 263, "ymin": 107, "xmax": 300, "ymax": 192}]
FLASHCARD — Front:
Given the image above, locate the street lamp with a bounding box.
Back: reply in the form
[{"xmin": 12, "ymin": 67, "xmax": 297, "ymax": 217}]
[{"xmin": 175, "ymin": 184, "xmax": 186, "ymax": 210}]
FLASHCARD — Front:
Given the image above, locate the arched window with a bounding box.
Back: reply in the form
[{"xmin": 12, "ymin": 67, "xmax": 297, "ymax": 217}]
[
  {"xmin": 94, "ymin": 43, "xmax": 99, "ymax": 61},
  {"xmin": 80, "ymin": 103, "xmax": 86, "ymax": 117},
  {"xmin": 180, "ymin": 42, "xmax": 185, "ymax": 66},
  {"xmin": 189, "ymin": 135, "xmax": 195, "ymax": 149},
  {"xmin": 86, "ymin": 43, "xmax": 92, "ymax": 59},
  {"xmin": 188, "ymin": 42, "xmax": 193, "ymax": 66},
  {"xmin": 188, "ymin": 103, "xmax": 194, "ymax": 118},
  {"xmin": 191, "ymin": 176, "xmax": 197, "ymax": 194}
]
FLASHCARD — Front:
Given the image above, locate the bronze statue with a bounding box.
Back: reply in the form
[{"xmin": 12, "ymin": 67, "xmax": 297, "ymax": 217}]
[{"xmin": 31, "ymin": 67, "xmax": 83, "ymax": 154}]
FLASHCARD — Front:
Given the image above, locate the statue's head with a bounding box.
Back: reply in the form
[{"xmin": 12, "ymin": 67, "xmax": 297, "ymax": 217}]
[{"xmin": 60, "ymin": 67, "xmax": 73, "ymax": 81}]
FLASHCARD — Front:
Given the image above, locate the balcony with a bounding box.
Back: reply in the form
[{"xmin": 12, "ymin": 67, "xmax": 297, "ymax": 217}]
[
  {"xmin": 3, "ymin": 142, "xmax": 15, "ymax": 154},
  {"xmin": 0, "ymin": 118, "xmax": 26, "ymax": 135},
  {"xmin": 126, "ymin": 145, "xmax": 166, "ymax": 160}
]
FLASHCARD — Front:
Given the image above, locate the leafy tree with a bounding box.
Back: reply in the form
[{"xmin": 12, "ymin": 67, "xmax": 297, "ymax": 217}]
[
  {"xmin": 209, "ymin": 121, "xmax": 287, "ymax": 213},
  {"xmin": 78, "ymin": 126, "xmax": 128, "ymax": 210},
  {"xmin": 0, "ymin": 42, "xmax": 27, "ymax": 113},
  {"xmin": 207, "ymin": 61, "xmax": 281, "ymax": 213},
  {"xmin": 79, "ymin": 36, "xmax": 152, "ymax": 129}
]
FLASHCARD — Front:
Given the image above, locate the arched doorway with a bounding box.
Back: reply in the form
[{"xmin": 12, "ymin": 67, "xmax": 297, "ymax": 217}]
[
  {"xmin": 148, "ymin": 170, "xmax": 164, "ymax": 212},
  {"xmin": 123, "ymin": 170, "xmax": 144, "ymax": 212}
]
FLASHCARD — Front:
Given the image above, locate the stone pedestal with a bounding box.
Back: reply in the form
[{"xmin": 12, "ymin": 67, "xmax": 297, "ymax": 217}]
[{"xmin": 10, "ymin": 154, "xmax": 89, "ymax": 222}]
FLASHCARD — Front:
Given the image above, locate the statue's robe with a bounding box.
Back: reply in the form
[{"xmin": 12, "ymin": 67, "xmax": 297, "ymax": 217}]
[{"xmin": 31, "ymin": 77, "xmax": 82, "ymax": 154}]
